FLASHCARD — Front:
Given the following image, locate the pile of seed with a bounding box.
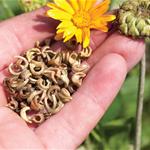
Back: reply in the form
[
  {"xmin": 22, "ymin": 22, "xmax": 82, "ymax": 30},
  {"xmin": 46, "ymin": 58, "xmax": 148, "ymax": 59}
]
[{"xmin": 4, "ymin": 41, "xmax": 91, "ymax": 124}]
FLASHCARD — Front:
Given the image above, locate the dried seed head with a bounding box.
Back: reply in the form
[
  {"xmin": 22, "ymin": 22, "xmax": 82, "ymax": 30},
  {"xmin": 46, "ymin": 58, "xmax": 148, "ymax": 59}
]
[{"xmin": 118, "ymin": 0, "xmax": 150, "ymax": 38}]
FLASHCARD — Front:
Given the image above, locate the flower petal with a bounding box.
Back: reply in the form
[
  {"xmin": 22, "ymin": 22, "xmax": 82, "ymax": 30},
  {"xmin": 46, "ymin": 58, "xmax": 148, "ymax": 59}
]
[
  {"xmin": 69, "ymin": 0, "xmax": 79, "ymax": 11},
  {"xmin": 100, "ymin": 15, "xmax": 116, "ymax": 22},
  {"xmin": 64, "ymin": 33, "xmax": 75, "ymax": 42},
  {"xmin": 57, "ymin": 21, "xmax": 74, "ymax": 29},
  {"xmin": 90, "ymin": 0, "xmax": 110, "ymax": 16},
  {"xmin": 85, "ymin": 0, "xmax": 96, "ymax": 11},
  {"xmin": 75, "ymin": 28, "xmax": 82, "ymax": 43},
  {"xmin": 63, "ymin": 26, "xmax": 77, "ymax": 42},
  {"xmin": 78, "ymin": 0, "xmax": 86, "ymax": 10},
  {"xmin": 63, "ymin": 26, "xmax": 77, "ymax": 37},
  {"xmin": 95, "ymin": 25, "xmax": 109, "ymax": 32},
  {"xmin": 46, "ymin": 9, "xmax": 72, "ymax": 21},
  {"xmin": 83, "ymin": 28, "xmax": 90, "ymax": 48},
  {"xmin": 54, "ymin": 0, "xmax": 74, "ymax": 14}
]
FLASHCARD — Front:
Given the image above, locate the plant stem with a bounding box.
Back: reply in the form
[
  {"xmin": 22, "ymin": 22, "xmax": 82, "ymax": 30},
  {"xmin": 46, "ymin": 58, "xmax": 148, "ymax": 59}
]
[{"xmin": 134, "ymin": 53, "xmax": 146, "ymax": 150}]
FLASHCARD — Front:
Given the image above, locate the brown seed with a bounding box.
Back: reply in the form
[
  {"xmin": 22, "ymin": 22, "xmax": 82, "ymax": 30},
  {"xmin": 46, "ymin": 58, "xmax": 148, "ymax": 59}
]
[
  {"xmin": 20, "ymin": 106, "xmax": 32, "ymax": 123},
  {"xmin": 26, "ymin": 48, "xmax": 41, "ymax": 62},
  {"xmin": 6, "ymin": 98, "xmax": 18, "ymax": 110},
  {"xmin": 37, "ymin": 78, "xmax": 51, "ymax": 90},
  {"xmin": 27, "ymin": 91, "xmax": 42, "ymax": 103},
  {"xmin": 31, "ymin": 113, "xmax": 45, "ymax": 124},
  {"xmin": 29, "ymin": 60, "xmax": 45, "ymax": 76},
  {"xmin": 79, "ymin": 47, "xmax": 92, "ymax": 58},
  {"xmin": 72, "ymin": 62, "xmax": 89, "ymax": 73},
  {"xmin": 71, "ymin": 72, "xmax": 86, "ymax": 87},
  {"xmin": 30, "ymin": 98, "xmax": 44, "ymax": 111},
  {"xmin": 58, "ymin": 88, "xmax": 72, "ymax": 102}
]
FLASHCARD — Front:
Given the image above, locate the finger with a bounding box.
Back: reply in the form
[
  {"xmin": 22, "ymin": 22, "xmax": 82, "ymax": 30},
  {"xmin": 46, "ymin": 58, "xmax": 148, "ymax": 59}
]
[
  {"xmin": 88, "ymin": 32, "xmax": 145, "ymax": 71},
  {"xmin": 35, "ymin": 53, "xmax": 127, "ymax": 149},
  {"xmin": 0, "ymin": 106, "xmax": 44, "ymax": 149}
]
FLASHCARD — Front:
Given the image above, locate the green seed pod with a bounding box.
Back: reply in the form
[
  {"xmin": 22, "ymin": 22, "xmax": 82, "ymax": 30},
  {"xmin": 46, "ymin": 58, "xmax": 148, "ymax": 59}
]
[
  {"xmin": 19, "ymin": 0, "xmax": 47, "ymax": 12},
  {"xmin": 118, "ymin": 0, "xmax": 150, "ymax": 39}
]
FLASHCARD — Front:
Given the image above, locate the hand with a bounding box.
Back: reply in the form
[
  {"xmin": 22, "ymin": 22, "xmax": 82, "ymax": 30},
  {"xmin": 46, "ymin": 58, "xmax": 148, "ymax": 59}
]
[{"xmin": 0, "ymin": 7, "xmax": 145, "ymax": 149}]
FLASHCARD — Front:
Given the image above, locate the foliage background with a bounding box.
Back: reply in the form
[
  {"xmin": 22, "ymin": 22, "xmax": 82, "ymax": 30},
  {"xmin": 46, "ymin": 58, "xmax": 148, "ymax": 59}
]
[{"xmin": 0, "ymin": 0, "xmax": 149, "ymax": 149}]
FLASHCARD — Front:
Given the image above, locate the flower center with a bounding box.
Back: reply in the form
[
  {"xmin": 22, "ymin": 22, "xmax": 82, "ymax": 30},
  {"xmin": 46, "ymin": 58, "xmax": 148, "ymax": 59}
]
[{"xmin": 73, "ymin": 11, "xmax": 91, "ymax": 28}]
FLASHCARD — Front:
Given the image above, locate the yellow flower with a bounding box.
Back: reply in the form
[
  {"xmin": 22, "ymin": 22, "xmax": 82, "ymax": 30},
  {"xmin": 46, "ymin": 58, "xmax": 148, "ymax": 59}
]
[{"xmin": 46, "ymin": 0, "xmax": 116, "ymax": 48}]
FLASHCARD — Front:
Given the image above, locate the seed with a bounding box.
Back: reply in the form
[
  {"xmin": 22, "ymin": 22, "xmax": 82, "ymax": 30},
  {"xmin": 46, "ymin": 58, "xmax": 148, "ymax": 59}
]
[
  {"xmin": 79, "ymin": 47, "xmax": 92, "ymax": 58},
  {"xmin": 4, "ymin": 40, "xmax": 91, "ymax": 125},
  {"xmin": 20, "ymin": 106, "xmax": 32, "ymax": 123},
  {"xmin": 71, "ymin": 72, "xmax": 86, "ymax": 87},
  {"xmin": 58, "ymin": 88, "xmax": 72, "ymax": 103},
  {"xmin": 31, "ymin": 113, "xmax": 45, "ymax": 124}
]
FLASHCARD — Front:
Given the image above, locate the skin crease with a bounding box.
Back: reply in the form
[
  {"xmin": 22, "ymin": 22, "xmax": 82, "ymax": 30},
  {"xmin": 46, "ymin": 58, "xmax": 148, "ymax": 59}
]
[{"xmin": 0, "ymin": 7, "xmax": 145, "ymax": 150}]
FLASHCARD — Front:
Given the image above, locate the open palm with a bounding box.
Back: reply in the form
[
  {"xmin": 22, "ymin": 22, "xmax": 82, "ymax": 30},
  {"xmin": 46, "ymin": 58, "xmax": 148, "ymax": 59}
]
[{"xmin": 0, "ymin": 7, "xmax": 145, "ymax": 149}]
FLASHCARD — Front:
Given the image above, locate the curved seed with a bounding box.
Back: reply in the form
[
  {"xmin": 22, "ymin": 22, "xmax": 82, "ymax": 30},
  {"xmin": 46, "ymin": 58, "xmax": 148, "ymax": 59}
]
[
  {"xmin": 71, "ymin": 72, "xmax": 86, "ymax": 87},
  {"xmin": 79, "ymin": 47, "xmax": 92, "ymax": 58},
  {"xmin": 31, "ymin": 113, "xmax": 45, "ymax": 124},
  {"xmin": 30, "ymin": 60, "xmax": 45, "ymax": 76},
  {"xmin": 48, "ymin": 53, "xmax": 62, "ymax": 66},
  {"xmin": 8, "ymin": 77, "xmax": 19, "ymax": 88},
  {"xmin": 44, "ymin": 69, "xmax": 58, "ymax": 84},
  {"xmin": 62, "ymin": 51, "xmax": 70, "ymax": 63},
  {"xmin": 68, "ymin": 52, "xmax": 78, "ymax": 65},
  {"xmin": 29, "ymin": 77, "xmax": 38, "ymax": 84},
  {"xmin": 47, "ymin": 85, "xmax": 60, "ymax": 96},
  {"xmin": 20, "ymin": 69, "xmax": 31, "ymax": 79},
  {"xmin": 44, "ymin": 95, "xmax": 61, "ymax": 114},
  {"xmin": 52, "ymin": 100, "xmax": 64, "ymax": 114},
  {"xmin": 8, "ymin": 63, "xmax": 22, "ymax": 76},
  {"xmin": 37, "ymin": 78, "xmax": 50, "ymax": 90},
  {"xmin": 20, "ymin": 106, "xmax": 32, "ymax": 123},
  {"xmin": 30, "ymin": 98, "xmax": 44, "ymax": 111},
  {"xmin": 72, "ymin": 62, "xmax": 89, "ymax": 73},
  {"xmin": 20, "ymin": 102, "xmax": 27, "ymax": 109},
  {"xmin": 19, "ymin": 86, "xmax": 31, "ymax": 99},
  {"xmin": 6, "ymin": 99, "xmax": 18, "ymax": 110},
  {"xmin": 26, "ymin": 48, "xmax": 41, "ymax": 62},
  {"xmin": 27, "ymin": 91, "xmax": 42, "ymax": 103},
  {"xmin": 59, "ymin": 70, "xmax": 69, "ymax": 87},
  {"xmin": 58, "ymin": 88, "xmax": 72, "ymax": 102},
  {"xmin": 17, "ymin": 79, "xmax": 29, "ymax": 90},
  {"xmin": 15, "ymin": 56, "xmax": 28, "ymax": 68},
  {"xmin": 44, "ymin": 97, "xmax": 55, "ymax": 113}
]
